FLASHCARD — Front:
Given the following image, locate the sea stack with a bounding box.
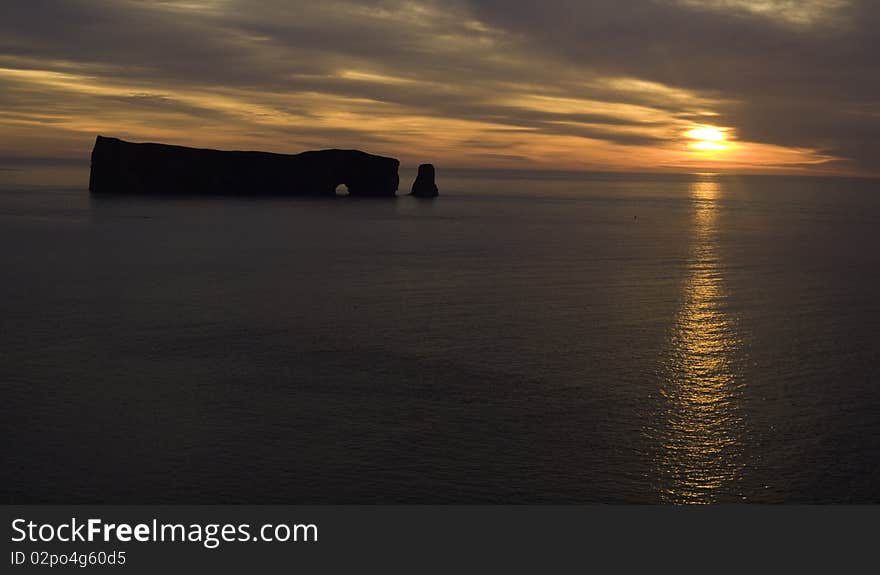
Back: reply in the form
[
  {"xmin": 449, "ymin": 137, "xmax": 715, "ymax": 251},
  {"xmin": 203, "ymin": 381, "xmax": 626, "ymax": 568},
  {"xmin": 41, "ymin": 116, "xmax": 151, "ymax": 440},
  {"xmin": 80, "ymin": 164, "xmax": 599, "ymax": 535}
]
[
  {"xmin": 410, "ymin": 163, "xmax": 439, "ymax": 198},
  {"xmin": 88, "ymin": 136, "xmax": 400, "ymax": 197}
]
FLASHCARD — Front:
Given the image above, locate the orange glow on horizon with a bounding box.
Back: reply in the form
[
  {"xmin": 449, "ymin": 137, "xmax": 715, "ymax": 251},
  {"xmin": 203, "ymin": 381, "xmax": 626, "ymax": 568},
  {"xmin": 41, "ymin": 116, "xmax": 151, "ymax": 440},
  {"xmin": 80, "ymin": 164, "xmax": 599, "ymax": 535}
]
[{"xmin": 0, "ymin": 65, "xmax": 846, "ymax": 176}]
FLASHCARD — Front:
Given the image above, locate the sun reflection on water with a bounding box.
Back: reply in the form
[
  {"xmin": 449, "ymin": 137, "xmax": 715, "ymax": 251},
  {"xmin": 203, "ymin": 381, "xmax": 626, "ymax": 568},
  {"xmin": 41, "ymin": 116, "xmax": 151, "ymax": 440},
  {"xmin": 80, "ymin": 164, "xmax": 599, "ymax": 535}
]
[{"xmin": 655, "ymin": 178, "xmax": 744, "ymax": 504}]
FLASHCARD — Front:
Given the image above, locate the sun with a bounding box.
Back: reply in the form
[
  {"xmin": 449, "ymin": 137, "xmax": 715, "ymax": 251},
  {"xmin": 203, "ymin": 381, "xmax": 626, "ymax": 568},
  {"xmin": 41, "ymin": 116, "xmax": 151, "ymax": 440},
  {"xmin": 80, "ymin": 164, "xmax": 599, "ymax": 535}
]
[{"xmin": 686, "ymin": 126, "xmax": 730, "ymax": 152}]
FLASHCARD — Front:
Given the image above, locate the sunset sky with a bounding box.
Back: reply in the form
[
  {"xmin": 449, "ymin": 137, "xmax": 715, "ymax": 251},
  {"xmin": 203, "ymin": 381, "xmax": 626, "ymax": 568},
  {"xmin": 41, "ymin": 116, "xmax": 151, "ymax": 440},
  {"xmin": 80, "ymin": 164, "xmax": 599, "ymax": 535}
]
[{"xmin": 1, "ymin": 0, "xmax": 878, "ymax": 175}]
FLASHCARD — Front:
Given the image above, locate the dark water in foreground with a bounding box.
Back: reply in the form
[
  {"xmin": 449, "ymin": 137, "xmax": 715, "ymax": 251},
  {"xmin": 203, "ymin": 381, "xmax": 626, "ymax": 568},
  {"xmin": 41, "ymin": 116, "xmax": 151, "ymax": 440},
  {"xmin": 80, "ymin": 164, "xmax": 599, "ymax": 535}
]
[{"xmin": 1, "ymin": 169, "xmax": 879, "ymax": 503}]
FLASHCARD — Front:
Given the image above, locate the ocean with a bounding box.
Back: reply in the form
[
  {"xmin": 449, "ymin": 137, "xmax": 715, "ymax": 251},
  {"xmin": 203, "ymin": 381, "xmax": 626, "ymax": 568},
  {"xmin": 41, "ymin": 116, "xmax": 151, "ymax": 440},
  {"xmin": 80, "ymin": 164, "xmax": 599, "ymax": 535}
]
[{"xmin": 1, "ymin": 166, "xmax": 878, "ymax": 503}]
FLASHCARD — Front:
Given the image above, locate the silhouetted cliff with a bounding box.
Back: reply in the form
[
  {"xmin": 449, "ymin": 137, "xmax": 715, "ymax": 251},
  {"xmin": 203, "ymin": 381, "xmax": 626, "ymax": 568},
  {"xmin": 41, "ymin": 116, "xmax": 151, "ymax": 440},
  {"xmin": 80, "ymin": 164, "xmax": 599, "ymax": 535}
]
[
  {"xmin": 89, "ymin": 136, "xmax": 400, "ymax": 197},
  {"xmin": 410, "ymin": 163, "xmax": 439, "ymax": 197}
]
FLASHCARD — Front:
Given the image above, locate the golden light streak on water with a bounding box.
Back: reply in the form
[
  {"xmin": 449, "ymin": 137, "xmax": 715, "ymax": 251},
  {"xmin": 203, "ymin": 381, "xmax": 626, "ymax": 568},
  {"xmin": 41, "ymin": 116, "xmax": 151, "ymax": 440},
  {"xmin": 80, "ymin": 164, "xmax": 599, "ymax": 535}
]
[{"xmin": 655, "ymin": 178, "xmax": 745, "ymax": 504}]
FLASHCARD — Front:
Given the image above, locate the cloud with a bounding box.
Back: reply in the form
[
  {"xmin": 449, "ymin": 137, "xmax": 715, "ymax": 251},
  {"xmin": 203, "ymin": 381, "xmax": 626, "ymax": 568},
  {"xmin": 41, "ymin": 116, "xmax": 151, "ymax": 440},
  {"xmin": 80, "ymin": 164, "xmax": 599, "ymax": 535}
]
[
  {"xmin": 465, "ymin": 0, "xmax": 880, "ymax": 173},
  {"xmin": 0, "ymin": 0, "xmax": 875, "ymax": 174}
]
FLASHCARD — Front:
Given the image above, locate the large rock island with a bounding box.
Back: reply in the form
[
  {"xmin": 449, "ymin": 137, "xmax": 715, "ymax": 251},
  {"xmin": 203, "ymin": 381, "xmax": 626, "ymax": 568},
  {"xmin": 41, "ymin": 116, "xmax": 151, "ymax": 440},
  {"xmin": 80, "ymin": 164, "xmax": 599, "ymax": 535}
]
[{"xmin": 89, "ymin": 136, "xmax": 400, "ymax": 197}]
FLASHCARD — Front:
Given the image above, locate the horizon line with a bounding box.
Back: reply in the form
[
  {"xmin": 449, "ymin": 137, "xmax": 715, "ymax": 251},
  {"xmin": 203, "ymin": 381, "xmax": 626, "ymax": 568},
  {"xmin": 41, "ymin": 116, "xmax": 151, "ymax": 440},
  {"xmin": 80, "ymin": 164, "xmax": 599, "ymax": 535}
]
[{"xmin": 1, "ymin": 155, "xmax": 877, "ymax": 182}]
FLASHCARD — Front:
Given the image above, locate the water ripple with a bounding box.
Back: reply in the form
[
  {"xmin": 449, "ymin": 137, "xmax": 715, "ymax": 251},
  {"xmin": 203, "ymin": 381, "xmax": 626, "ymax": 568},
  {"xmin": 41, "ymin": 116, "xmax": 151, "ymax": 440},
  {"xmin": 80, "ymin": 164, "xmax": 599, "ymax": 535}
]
[{"xmin": 654, "ymin": 179, "xmax": 746, "ymax": 504}]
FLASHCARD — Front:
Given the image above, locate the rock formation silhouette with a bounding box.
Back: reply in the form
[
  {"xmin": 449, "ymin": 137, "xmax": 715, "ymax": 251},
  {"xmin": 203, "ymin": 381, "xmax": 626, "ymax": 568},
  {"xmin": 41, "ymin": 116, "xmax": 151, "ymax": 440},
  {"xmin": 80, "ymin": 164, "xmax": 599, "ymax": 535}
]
[
  {"xmin": 410, "ymin": 163, "xmax": 439, "ymax": 198},
  {"xmin": 89, "ymin": 136, "xmax": 400, "ymax": 197}
]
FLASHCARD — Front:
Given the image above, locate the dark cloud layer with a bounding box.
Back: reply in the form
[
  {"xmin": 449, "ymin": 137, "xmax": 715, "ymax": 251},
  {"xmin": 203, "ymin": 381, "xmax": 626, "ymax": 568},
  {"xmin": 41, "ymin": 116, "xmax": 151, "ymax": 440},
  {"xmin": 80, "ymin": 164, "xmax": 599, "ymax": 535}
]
[{"xmin": 0, "ymin": 0, "xmax": 876, "ymax": 173}]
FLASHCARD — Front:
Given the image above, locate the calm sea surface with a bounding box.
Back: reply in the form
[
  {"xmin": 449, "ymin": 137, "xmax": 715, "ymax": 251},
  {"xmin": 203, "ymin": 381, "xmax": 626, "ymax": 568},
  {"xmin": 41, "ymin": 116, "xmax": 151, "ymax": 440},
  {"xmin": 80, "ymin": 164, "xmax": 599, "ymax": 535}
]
[{"xmin": 1, "ymin": 167, "xmax": 879, "ymax": 503}]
